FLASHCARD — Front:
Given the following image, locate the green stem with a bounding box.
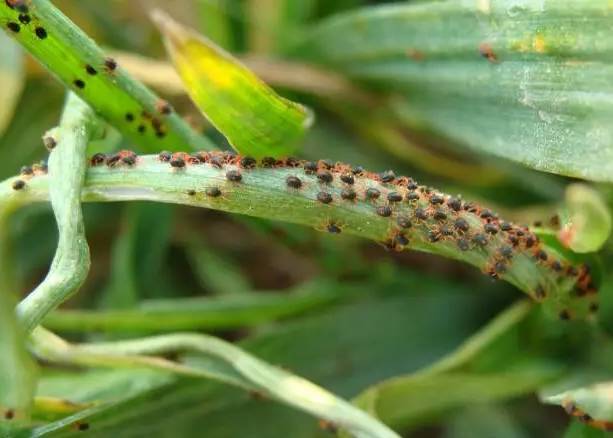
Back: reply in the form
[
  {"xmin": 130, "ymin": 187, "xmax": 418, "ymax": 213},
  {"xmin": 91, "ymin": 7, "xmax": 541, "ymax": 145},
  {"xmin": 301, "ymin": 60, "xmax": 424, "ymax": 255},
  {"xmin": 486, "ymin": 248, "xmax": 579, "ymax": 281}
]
[
  {"xmin": 30, "ymin": 326, "xmax": 399, "ymax": 438},
  {"xmin": 1, "ymin": 154, "xmax": 596, "ymax": 319},
  {"xmin": 16, "ymin": 93, "xmax": 95, "ymax": 333},
  {"xmin": 0, "ymin": 0, "xmax": 212, "ymax": 152}
]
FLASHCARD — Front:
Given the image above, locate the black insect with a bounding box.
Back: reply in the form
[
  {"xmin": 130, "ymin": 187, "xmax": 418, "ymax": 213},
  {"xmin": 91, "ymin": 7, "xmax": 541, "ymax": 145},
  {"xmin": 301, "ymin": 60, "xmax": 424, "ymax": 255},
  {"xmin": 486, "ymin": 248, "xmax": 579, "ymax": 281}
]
[
  {"xmin": 158, "ymin": 151, "xmax": 171, "ymax": 162},
  {"xmin": 18, "ymin": 13, "xmax": 30, "ymax": 24},
  {"xmin": 340, "ymin": 174, "xmax": 355, "ymax": 185},
  {"xmin": 387, "ymin": 192, "xmax": 403, "ymax": 203},
  {"xmin": 447, "ymin": 197, "xmax": 462, "ymax": 212},
  {"xmin": 457, "ymin": 238, "xmax": 469, "ymax": 251},
  {"xmin": 376, "ymin": 206, "xmax": 392, "ymax": 217},
  {"xmin": 90, "ymin": 153, "xmax": 106, "ymax": 166},
  {"xmin": 104, "ymin": 57, "xmax": 117, "ymax": 72},
  {"xmin": 317, "ymin": 192, "xmax": 333, "ymax": 204},
  {"xmin": 261, "ymin": 157, "xmax": 276, "ymax": 167},
  {"xmin": 6, "ymin": 22, "xmax": 20, "ymax": 32},
  {"xmin": 484, "ymin": 223, "xmax": 498, "ymax": 234},
  {"xmin": 365, "ymin": 188, "xmax": 380, "ymax": 200},
  {"xmin": 73, "ymin": 79, "xmax": 85, "ymax": 89},
  {"xmin": 454, "ymin": 218, "xmax": 469, "ymax": 232},
  {"xmin": 170, "ymin": 156, "xmax": 185, "ymax": 169},
  {"xmin": 205, "ymin": 186, "xmax": 221, "ymax": 197},
  {"xmin": 20, "ymin": 165, "xmax": 33, "ymax": 176},
  {"xmin": 406, "ymin": 192, "xmax": 420, "ymax": 202},
  {"xmin": 12, "ymin": 179, "xmax": 25, "ymax": 190},
  {"xmin": 472, "ymin": 233, "xmax": 488, "ymax": 247},
  {"xmin": 286, "ymin": 175, "xmax": 302, "ymax": 189},
  {"xmin": 34, "ymin": 26, "xmax": 47, "ymax": 39},
  {"xmin": 433, "ymin": 209, "xmax": 447, "ymax": 221},
  {"xmin": 430, "ymin": 194, "xmax": 444, "ymax": 205},
  {"xmin": 327, "ymin": 223, "xmax": 341, "ymax": 234},
  {"xmin": 341, "ymin": 188, "xmax": 356, "ymax": 201},
  {"xmin": 414, "ymin": 208, "xmax": 428, "ymax": 221},
  {"xmin": 226, "ymin": 169, "xmax": 242, "ymax": 182},
  {"xmin": 380, "ymin": 170, "xmax": 395, "ymax": 183},
  {"xmin": 317, "ymin": 171, "xmax": 333, "ymax": 184},
  {"xmin": 240, "ymin": 156, "xmax": 257, "ymax": 169},
  {"xmin": 303, "ymin": 161, "xmax": 318, "ymax": 174},
  {"xmin": 85, "ymin": 64, "xmax": 97, "ymax": 75},
  {"xmin": 396, "ymin": 216, "xmax": 412, "ymax": 229}
]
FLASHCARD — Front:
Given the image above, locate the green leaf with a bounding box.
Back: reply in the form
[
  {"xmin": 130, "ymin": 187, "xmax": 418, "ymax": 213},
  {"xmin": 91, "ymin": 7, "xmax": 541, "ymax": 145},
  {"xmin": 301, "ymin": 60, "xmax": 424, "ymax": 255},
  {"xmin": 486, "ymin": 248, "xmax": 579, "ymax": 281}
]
[
  {"xmin": 542, "ymin": 381, "xmax": 613, "ymax": 430},
  {"xmin": 0, "ymin": 34, "xmax": 24, "ymax": 137},
  {"xmin": 152, "ymin": 9, "xmax": 313, "ymax": 158},
  {"xmin": 0, "ymin": 280, "xmax": 37, "ymax": 422},
  {"xmin": 0, "ymin": 0, "xmax": 212, "ymax": 152},
  {"xmin": 300, "ymin": 0, "xmax": 613, "ymax": 181},
  {"xmin": 558, "ymin": 184, "xmax": 612, "ymax": 253}
]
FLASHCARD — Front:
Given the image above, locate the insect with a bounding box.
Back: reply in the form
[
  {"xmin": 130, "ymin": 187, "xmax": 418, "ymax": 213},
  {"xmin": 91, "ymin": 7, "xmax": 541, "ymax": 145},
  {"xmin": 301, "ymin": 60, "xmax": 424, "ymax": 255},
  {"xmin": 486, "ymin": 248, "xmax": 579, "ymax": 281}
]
[
  {"xmin": 226, "ymin": 169, "xmax": 242, "ymax": 182},
  {"xmin": 286, "ymin": 175, "xmax": 302, "ymax": 189}
]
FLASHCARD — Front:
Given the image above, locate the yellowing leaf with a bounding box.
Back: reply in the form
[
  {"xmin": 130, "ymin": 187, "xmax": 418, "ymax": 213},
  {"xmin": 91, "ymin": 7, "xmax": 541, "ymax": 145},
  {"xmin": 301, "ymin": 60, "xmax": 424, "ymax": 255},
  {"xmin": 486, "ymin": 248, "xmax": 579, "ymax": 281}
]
[{"xmin": 152, "ymin": 10, "xmax": 312, "ymax": 158}]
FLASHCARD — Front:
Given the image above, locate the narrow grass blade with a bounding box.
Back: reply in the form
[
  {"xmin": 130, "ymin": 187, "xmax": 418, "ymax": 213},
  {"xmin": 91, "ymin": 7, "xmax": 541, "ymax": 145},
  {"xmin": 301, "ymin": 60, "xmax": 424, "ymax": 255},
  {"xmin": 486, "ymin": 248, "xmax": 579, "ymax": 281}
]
[
  {"xmin": 0, "ymin": 0, "xmax": 212, "ymax": 152},
  {"xmin": 300, "ymin": 1, "xmax": 613, "ymax": 182},
  {"xmin": 152, "ymin": 9, "xmax": 312, "ymax": 158},
  {"xmin": 30, "ymin": 327, "xmax": 399, "ymax": 438}
]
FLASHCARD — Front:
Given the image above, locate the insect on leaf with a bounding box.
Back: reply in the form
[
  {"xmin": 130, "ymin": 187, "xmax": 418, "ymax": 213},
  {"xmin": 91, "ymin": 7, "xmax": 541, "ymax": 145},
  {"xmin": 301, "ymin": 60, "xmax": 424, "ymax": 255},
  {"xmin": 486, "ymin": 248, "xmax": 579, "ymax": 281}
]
[{"xmin": 152, "ymin": 9, "xmax": 313, "ymax": 159}]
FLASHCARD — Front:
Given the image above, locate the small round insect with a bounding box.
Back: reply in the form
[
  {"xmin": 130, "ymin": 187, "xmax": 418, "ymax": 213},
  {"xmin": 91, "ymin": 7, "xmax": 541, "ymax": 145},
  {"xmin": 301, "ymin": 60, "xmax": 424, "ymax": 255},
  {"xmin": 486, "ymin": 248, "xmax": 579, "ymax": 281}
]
[
  {"xmin": 240, "ymin": 156, "xmax": 257, "ymax": 169},
  {"xmin": 387, "ymin": 192, "xmax": 403, "ymax": 203},
  {"xmin": 105, "ymin": 154, "xmax": 121, "ymax": 167},
  {"xmin": 286, "ymin": 175, "xmax": 302, "ymax": 189},
  {"xmin": 457, "ymin": 238, "xmax": 470, "ymax": 251},
  {"xmin": 319, "ymin": 159, "xmax": 334, "ymax": 170},
  {"xmin": 303, "ymin": 161, "xmax": 318, "ymax": 174},
  {"xmin": 317, "ymin": 192, "xmax": 333, "ymax": 204},
  {"xmin": 414, "ymin": 208, "xmax": 429, "ymax": 221},
  {"xmin": 447, "ymin": 197, "xmax": 462, "ymax": 212},
  {"xmin": 4, "ymin": 409, "xmax": 15, "ymax": 420},
  {"xmin": 73, "ymin": 79, "xmax": 85, "ymax": 89},
  {"xmin": 484, "ymin": 223, "xmax": 498, "ymax": 235},
  {"xmin": 155, "ymin": 99, "xmax": 172, "ymax": 115},
  {"xmin": 158, "ymin": 151, "xmax": 171, "ymax": 162},
  {"xmin": 341, "ymin": 188, "xmax": 356, "ymax": 201},
  {"xmin": 170, "ymin": 155, "xmax": 186, "ymax": 169},
  {"xmin": 6, "ymin": 22, "xmax": 20, "ymax": 33},
  {"xmin": 433, "ymin": 209, "xmax": 447, "ymax": 221},
  {"xmin": 340, "ymin": 174, "xmax": 355, "ymax": 185},
  {"xmin": 12, "ymin": 179, "xmax": 25, "ymax": 190},
  {"xmin": 472, "ymin": 233, "xmax": 488, "ymax": 247},
  {"xmin": 536, "ymin": 249, "xmax": 548, "ymax": 261},
  {"xmin": 430, "ymin": 194, "xmax": 445, "ymax": 205},
  {"xmin": 205, "ymin": 186, "xmax": 221, "ymax": 198},
  {"xmin": 380, "ymin": 170, "xmax": 395, "ymax": 183},
  {"xmin": 454, "ymin": 218, "xmax": 470, "ymax": 232},
  {"xmin": 35, "ymin": 26, "xmax": 48, "ymax": 39},
  {"xmin": 480, "ymin": 209, "xmax": 494, "ymax": 219},
  {"xmin": 406, "ymin": 192, "xmax": 420, "ymax": 202},
  {"xmin": 365, "ymin": 188, "xmax": 381, "ymax": 200},
  {"xmin": 261, "ymin": 157, "xmax": 276, "ymax": 167},
  {"xmin": 397, "ymin": 216, "xmax": 412, "ymax": 229},
  {"xmin": 85, "ymin": 64, "xmax": 97, "ymax": 75},
  {"xmin": 317, "ymin": 171, "xmax": 333, "ymax": 184},
  {"xmin": 376, "ymin": 206, "xmax": 392, "ymax": 217},
  {"xmin": 407, "ymin": 181, "xmax": 419, "ymax": 191},
  {"xmin": 43, "ymin": 135, "xmax": 57, "ymax": 150},
  {"xmin": 18, "ymin": 14, "xmax": 30, "ymax": 24},
  {"xmin": 226, "ymin": 169, "xmax": 242, "ymax": 182},
  {"xmin": 104, "ymin": 57, "xmax": 117, "ymax": 72},
  {"xmin": 90, "ymin": 153, "xmax": 106, "ymax": 166},
  {"xmin": 20, "ymin": 165, "xmax": 33, "ymax": 176},
  {"xmin": 352, "ymin": 165, "xmax": 364, "ymax": 175},
  {"xmin": 327, "ymin": 223, "xmax": 342, "ymax": 234},
  {"xmin": 187, "ymin": 190, "xmax": 196, "ymax": 196},
  {"xmin": 394, "ymin": 233, "xmax": 409, "ymax": 246},
  {"xmin": 500, "ymin": 222, "xmax": 512, "ymax": 232}
]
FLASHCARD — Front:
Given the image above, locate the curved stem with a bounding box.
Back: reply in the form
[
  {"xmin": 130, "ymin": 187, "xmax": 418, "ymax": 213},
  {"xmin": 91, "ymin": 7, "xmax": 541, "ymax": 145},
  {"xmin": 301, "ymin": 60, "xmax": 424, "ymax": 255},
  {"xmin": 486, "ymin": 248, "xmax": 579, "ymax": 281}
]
[
  {"xmin": 16, "ymin": 93, "xmax": 95, "ymax": 333},
  {"xmin": 2, "ymin": 154, "xmax": 596, "ymax": 319}
]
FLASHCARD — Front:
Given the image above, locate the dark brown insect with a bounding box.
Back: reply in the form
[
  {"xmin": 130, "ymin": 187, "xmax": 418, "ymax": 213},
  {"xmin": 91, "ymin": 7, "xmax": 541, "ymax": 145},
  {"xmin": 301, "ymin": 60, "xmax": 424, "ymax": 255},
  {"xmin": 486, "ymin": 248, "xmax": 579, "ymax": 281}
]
[
  {"xmin": 472, "ymin": 233, "xmax": 488, "ymax": 247},
  {"xmin": 454, "ymin": 218, "xmax": 470, "ymax": 232},
  {"xmin": 414, "ymin": 208, "xmax": 428, "ymax": 221},
  {"xmin": 430, "ymin": 194, "xmax": 445, "ymax": 205},
  {"xmin": 158, "ymin": 151, "xmax": 171, "ymax": 162},
  {"xmin": 226, "ymin": 169, "xmax": 242, "ymax": 182},
  {"xmin": 317, "ymin": 170, "xmax": 333, "ymax": 184},
  {"xmin": 340, "ymin": 173, "xmax": 355, "ymax": 185},
  {"xmin": 104, "ymin": 57, "xmax": 117, "ymax": 72},
  {"xmin": 155, "ymin": 99, "xmax": 172, "ymax": 115},
  {"xmin": 170, "ymin": 155, "xmax": 185, "ymax": 169},
  {"xmin": 303, "ymin": 161, "xmax": 318, "ymax": 174},
  {"xmin": 433, "ymin": 209, "xmax": 447, "ymax": 221},
  {"xmin": 90, "ymin": 153, "xmax": 106, "ymax": 166},
  {"xmin": 73, "ymin": 79, "xmax": 85, "ymax": 89},
  {"xmin": 387, "ymin": 192, "xmax": 403, "ymax": 203},
  {"xmin": 380, "ymin": 170, "xmax": 395, "ymax": 183},
  {"xmin": 12, "ymin": 179, "xmax": 25, "ymax": 190},
  {"xmin": 365, "ymin": 188, "xmax": 381, "ymax": 200},
  {"xmin": 125, "ymin": 112, "xmax": 134, "ymax": 122},
  {"xmin": 376, "ymin": 206, "xmax": 392, "ymax": 217},
  {"xmin": 286, "ymin": 175, "xmax": 302, "ymax": 189},
  {"xmin": 406, "ymin": 192, "xmax": 420, "ymax": 202},
  {"xmin": 479, "ymin": 42, "xmax": 498, "ymax": 63},
  {"xmin": 396, "ymin": 216, "xmax": 412, "ymax": 229},
  {"xmin": 18, "ymin": 13, "xmax": 30, "ymax": 24},
  {"xmin": 20, "ymin": 165, "xmax": 33, "ymax": 176},
  {"xmin": 240, "ymin": 156, "xmax": 257, "ymax": 169},
  {"xmin": 317, "ymin": 192, "xmax": 333, "ymax": 204},
  {"xmin": 341, "ymin": 188, "xmax": 356, "ymax": 201},
  {"xmin": 4, "ymin": 409, "xmax": 14, "ymax": 420},
  {"xmin": 85, "ymin": 64, "xmax": 97, "ymax": 75},
  {"xmin": 261, "ymin": 157, "xmax": 276, "ymax": 167},
  {"xmin": 34, "ymin": 26, "xmax": 47, "ymax": 39},
  {"xmin": 327, "ymin": 223, "xmax": 341, "ymax": 234},
  {"xmin": 7, "ymin": 22, "xmax": 20, "ymax": 33},
  {"xmin": 484, "ymin": 223, "xmax": 498, "ymax": 234},
  {"xmin": 205, "ymin": 186, "xmax": 221, "ymax": 197}
]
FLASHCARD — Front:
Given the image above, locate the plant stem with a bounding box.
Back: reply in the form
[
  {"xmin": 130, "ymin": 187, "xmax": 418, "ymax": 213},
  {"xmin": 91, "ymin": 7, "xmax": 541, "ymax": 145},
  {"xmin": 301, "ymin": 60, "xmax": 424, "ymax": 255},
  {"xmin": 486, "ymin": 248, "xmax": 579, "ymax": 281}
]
[
  {"xmin": 16, "ymin": 93, "xmax": 95, "ymax": 333},
  {"xmin": 1, "ymin": 154, "xmax": 596, "ymax": 319},
  {"xmin": 29, "ymin": 326, "xmax": 399, "ymax": 438}
]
